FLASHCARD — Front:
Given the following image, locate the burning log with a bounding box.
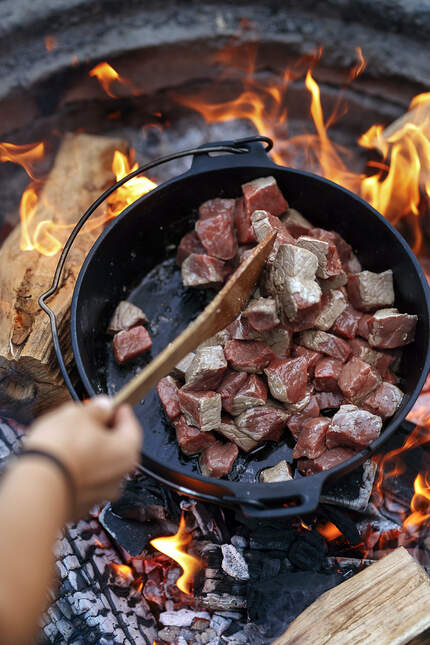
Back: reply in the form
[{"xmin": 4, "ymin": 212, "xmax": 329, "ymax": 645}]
[
  {"xmin": 0, "ymin": 133, "xmax": 128, "ymax": 416},
  {"xmin": 274, "ymin": 547, "xmax": 430, "ymax": 645}
]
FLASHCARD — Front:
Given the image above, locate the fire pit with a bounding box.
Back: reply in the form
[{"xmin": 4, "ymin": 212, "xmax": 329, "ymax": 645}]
[{"xmin": 1, "ymin": 2, "xmax": 430, "ymax": 643}]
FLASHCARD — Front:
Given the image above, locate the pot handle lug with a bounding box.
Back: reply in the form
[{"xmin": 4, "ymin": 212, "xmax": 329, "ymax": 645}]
[
  {"xmin": 188, "ymin": 136, "xmax": 275, "ymax": 174},
  {"xmin": 222, "ymin": 476, "xmax": 324, "ymax": 519}
]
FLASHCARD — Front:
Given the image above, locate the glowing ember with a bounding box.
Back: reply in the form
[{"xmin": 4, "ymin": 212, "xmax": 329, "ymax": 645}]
[
  {"xmin": 44, "ymin": 36, "xmax": 58, "ymax": 51},
  {"xmin": 89, "ymin": 61, "xmax": 139, "ymax": 98},
  {"xmin": 110, "ymin": 562, "xmax": 134, "ymax": 580},
  {"xmin": 150, "ymin": 513, "xmax": 204, "ymax": 595},
  {"xmin": 317, "ymin": 521, "xmax": 342, "ymax": 541}
]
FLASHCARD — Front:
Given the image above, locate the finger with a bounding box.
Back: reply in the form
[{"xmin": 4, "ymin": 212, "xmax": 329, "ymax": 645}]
[
  {"xmin": 85, "ymin": 395, "xmax": 115, "ymax": 426},
  {"xmin": 113, "ymin": 405, "xmax": 142, "ymax": 451}
]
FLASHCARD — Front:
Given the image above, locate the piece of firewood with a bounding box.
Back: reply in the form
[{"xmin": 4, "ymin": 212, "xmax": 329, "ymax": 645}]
[
  {"xmin": 0, "ymin": 133, "xmax": 128, "ymax": 417},
  {"xmin": 273, "ymin": 547, "xmax": 430, "ymax": 645}
]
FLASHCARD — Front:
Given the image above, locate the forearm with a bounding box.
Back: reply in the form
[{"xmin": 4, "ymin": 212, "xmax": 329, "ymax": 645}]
[{"xmin": 0, "ymin": 458, "xmax": 69, "ymax": 645}]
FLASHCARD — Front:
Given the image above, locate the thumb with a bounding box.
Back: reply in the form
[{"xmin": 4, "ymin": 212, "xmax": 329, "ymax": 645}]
[
  {"xmin": 113, "ymin": 404, "xmax": 142, "ymax": 449},
  {"xmin": 85, "ymin": 395, "xmax": 115, "ymax": 426}
]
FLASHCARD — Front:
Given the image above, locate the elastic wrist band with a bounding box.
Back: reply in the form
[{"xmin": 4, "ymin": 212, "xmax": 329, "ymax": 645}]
[{"xmin": 17, "ymin": 448, "xmax": 76, "ymax": 515}]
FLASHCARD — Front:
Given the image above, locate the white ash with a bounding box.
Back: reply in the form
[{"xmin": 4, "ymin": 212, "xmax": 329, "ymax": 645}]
[
  {"xmin": 231, "ymin": 535, "xmax": 248, "ymax": 550},
  {"xmin": 221, "ymin": 544, "xmax": 250, "ymax": 580},
  {"xmin": 160, "ymin": 608, "xmax": 211, "ymax": 627},
  {"xmin": 211, "ymin": 614, "xmax": 232, "ymax": 635}
]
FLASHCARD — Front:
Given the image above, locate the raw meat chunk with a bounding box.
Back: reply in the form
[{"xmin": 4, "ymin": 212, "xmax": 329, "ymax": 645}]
[
  {"xmin": 272, "ymin": 243, "xmax": 318, "ymax": 283},
  {"xmin": 176, "ymin": 231, "xmax": 205, "ymax": 266},
  {"xmin": 277, "ymin": 278, "xmax": 322, "ymax": 323},
  {"xmin": 362, "ymin": 382, "xmax": 404, "ymax": 419},
  {"xmin": 235, "ymin": 197, "xmax": 257, "ymax": 244},
  {"xmin": 174, "ymin": 415, "xmax": 216, "ymax": 456},
  {"xmin": 292, "ymin": 417, "xmax": 330, "ymax": 459},
  {"xmin": 314, "ymin": 358, "xmax": 343, "ymax": 392},
  {"xmin": 367, "ymin": 308, "xmax": 417, "ymax": 349},
  {"xmin": 284, "ymin": 386, "xmax": 313, "ymax": 415},
  {"xmin": 264, "ymin": 356, "xmax": 308, "ymax": 403},
  {"xmin": 314, "ymin": 289, "xmax": 347, "ymax": 331},
  {"xmin": 297, "ymin": 235, "xmax": 342, "ymax": 279},
  {"xmin": 227, "ymin": 314, "xmax": 261, "ymax": 340},
  {"xmin": 308, "ymin": 227, "xmax": 353, "ymax": 264},
  {"xmin": 292, "ymin": 345, "xmax": 322, "ymax": 376},
  {"xmin": 198, "ymin": 329, "xmax": 230, "ymax": 350},
  {"xmin": 259, "ymin": 460, "xmax": 293, "ymax": 482},
  {"xmin": 157, "ymin": 376, "xmax": 181, "ymax": 421},
  {"xmin": 251, "ymin": 210, "xmax": 295, "ymax": 249},
  {"xmin": 178, "ymin": 390, "xmax": 222, "ymax": 432},
  {"xmin": 349, "ymin": 338, "xmax": 393, "ymax": 376},
  {"xmin": 185, "ymin": 345, "xmax": 227, "ymax": 391},
  {"xmin": 182, "ymin": 254, "xmax": 231, "ymax": 287},
  {"xmin": 242, "ymin": 176, "xmax": 288, "ymax": 217},
  {"xmin": 243, "ymin": 297, "xmax": 280, "ymax": 332},
  {"xmin": 199, "ymin": 441, "xmax": 239, "ymax": 478},
  {"xmin": 237, "ymin": 244, "xmax": 255, "ymax": 264},
  {"xmin": 195, "ymin": 212, "xmax": 237, "ymax": 261},
  {"xmin": 299, "ymin": 330, "xmax": 351, "ymax": 362},
  {"xmin": 331, "ymin": 305, "xmax": 362, "ymax": 339},
  {"xmin": 298, "ymin": 447, "xmax": 356, "ymax": 475},
  {"xmin": 224, "ymin": 339, "xmax": 275, "ymax": 373},
  {"xmin": 287, "ymin": 396, "xmax": 320, "ymax": 440},
  {"xmin": 343, "ymin": 252, "xmax": 362, "ymax": 274},
  {"xmin": 326, "ymin": 404, "xmax": 382, "ymax": 450},
  {"xmin": 357, "ymin": 313, "xmax": 372, "ymax": 339},
  {"xmin": 262, "ymin": 327, "xmax": 291, "ymax": 358},
  {"xmin": 198, "ymin": 197, "xmax": 236, "ymax": 221},
  {"xmin": 315, "ymin": 391, "xmax": 345, "ymax": 410},
  {"xmin": 319, "ymin": 270, "xmax": 347, "ymax": 291},
  {"xmin": 171, "ymin": 352, "xmax": 195, "ymax": 380},
  {"xmin": 108, "ymin": 301, "xmax": 148, "ymax": 334},
  {"xmin": 217, "ymin": 370, "xmax": 249, "ymax": 413},
  {"xmin": 216, "ymin": 415, "xmax": 258, "ymax": 452},
  {"xmin": 235, "ymin": 406, "xmax": 287, "ymax": 442},
  {"xmin": 113, "ymin": 326, "xmax": 152, "ymax": 364},
  {"xmin": 347, "ymin": 270, "xmax": 394, "ymax": 312},
  {"xmin": 228, "ymin": 374, "xmax": 268, "ymax": 416},
  {"xmin": 384, "ymin": 370, "xmax": 399, "ymax": 385},
  {"xmin": 281, "ymin": 209, "xmax": 313, "ymax": 237},
  {"xmin": 338, "ymin": 356, "xmax": 381, "ymax": 403}
]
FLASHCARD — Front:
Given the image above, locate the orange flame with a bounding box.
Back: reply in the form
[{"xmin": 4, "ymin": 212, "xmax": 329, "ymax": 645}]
[
  {"xmin": 403, "ymin": 473, "xmax": 430, "ymax": 533},
  {"xmin": 110, "ymin": 562, "xmax": 133, "ymax": 579},
  {"xmin": 348, "ymin": 46, "xmax": 366, "ymax": 81},
  {"xmin": 150, "ymin": 513, "xmax": 204, "ymax": 595},
  {"xmin": 107, "ymin": 151, "xmax": 157, "ymax": 219},
  {"xmin": 44, "ymin": 36, "xmax": 58, "ymax": 51},
  {"xmin": 317, "ymin": 521, "xmax": 342, "ymax": 541},
  {"xmin": 0, "ymin": 141, "xmax": 45, "ymax": 180},
  {"xmin": 89, "ymin": 61, "xmax": 139, "ymax": 98}
]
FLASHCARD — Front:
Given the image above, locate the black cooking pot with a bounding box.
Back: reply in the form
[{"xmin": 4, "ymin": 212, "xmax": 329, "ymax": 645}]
[{"xmin": 42, "ymin": 137, "xmax": 430, "ymax": 519}]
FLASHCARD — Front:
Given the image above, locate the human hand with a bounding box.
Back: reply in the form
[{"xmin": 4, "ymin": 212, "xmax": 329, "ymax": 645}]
[{"xmin": 24, "ymin": 397, "xmax": 141, "ymax": 519}]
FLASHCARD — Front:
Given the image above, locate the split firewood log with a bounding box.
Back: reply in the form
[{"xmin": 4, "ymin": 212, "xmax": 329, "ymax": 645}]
[
  {"xmin": 0, "ymin": 133, "xmax": 128, "ymax": 418},
  {"xmin": 274, "ymin": 546, "xmax": 430, "ymax": 645}
]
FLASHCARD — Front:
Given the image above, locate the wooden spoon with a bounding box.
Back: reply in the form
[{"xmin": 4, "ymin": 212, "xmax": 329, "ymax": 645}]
[{"xmin": 113, "ymin": 230, "xmax": 276, "ymax": 407}]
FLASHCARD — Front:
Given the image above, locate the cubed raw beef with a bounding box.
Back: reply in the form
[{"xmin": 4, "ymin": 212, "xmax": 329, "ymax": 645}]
[
  {"xmin": 277, "ymin": 278, "xmax": 322, "ymax": 323},
  {"xmin": 242, "ymin": 176, "xmax": 288, "ymax": 216},
  {"xmin": 292, "ymin": 345, "xmax": 322, "ymax": 376},
  {"xmin": 308, "ymin": 228, "xmax": 353, "ymax": 264},
  {"xmin": 262, "ymin": 327, "xmax": 291, "ymax": 358},
  {"xmin": 197, "ymin": 329, "xmax": 231, "ymax": 350},
  {"xmin": 315, "ymin": 391, "xmax": 345, "ymax": 411},
  {"xmin": 287, "ymin": 396, "xmax": 320, "ymax": 439},
  {"xmin": 281, "ymin": 208, "xmax": 313, "ymax": 237},
  {"xmin": 347, "ymin": 270, "xmax": 394, "ymax": 312},
  {"xmin": 349, "ymin": 338, "xmax": 393, "ymax": 376},
  {"xmin": 299, "ymin": 330, "xmax": 351, "ymax": 363},
  {"xmin": 176, "ymin": 231, "xmax": 206, "ymax": 266},
  {"xmin": 298, "ymin": 447, "xmax": 356, "ymax": 475},
  {"xmin": 326, "ymin": 404, "xmax": 382, "ymax": 450},
  {"xmin": 195, "ymin": 212, "xmax": 237, "ymax": 261},
  {"xmin": 171, "ymin": 351, "xmax": 195, "ymax": 380},
  {"xmin": 217, "ymin": 370, "xmax": 249, "ymax": 413},
  {"xmin": 198, "ymin": 197, "xmax": 236, "ymax": 221},
  {"xmin": 237, "ymin": 244, "xmax": 255, "ymax": 264},
  {"xmin": 314, "ymin": 289, "xmax": 347, "ymax": 331},
  {"xmin": 292, "ymin": 417, "xmax": 330, "ymax": 459},
  {"xmin": 235, "ymin": 406, "xmax": 287, "ymax": 442},
  {"xmin": 178, "ymin": 390, "xmax": 222, "ymax": 432},
  {"xmin": 314, "ymin": 358, "xmax": 343, "ymax": 392},
  {"xmin": 229, "ymin": 374, "xmax": 268, "ymax": 416},
  {"xmin": 362, "ymin": 382, "xmax": 404, "ymax": 419},
  {"xmin": 343, "ymin": 252, "xmax": 362, "ymax": 274},
  {"xmin": 338, "ymin": 356, "xmax": 381, "ymax": 403},
  {"xmin": 199, "ymin": 441, "xmax": 239, "ymax": 478},
  {"xmin": 297, "ymin": 236, "xmax": 342, "ymax": 279},
  {"xmin": 367, "ymin": 308, "xmax": 417, "ymax": 349},
  {"xmin": 227, "ymin": 314, "xmax": 261, "ymax": 340},
  {"xmin": 235, "ymin": 197, "xmax": 257, "ymax": 244},
  {"xmin": 157, "ymin": 376, "xmax": 181, "ymax": 421},
  {"xmin": 319, "ymin": 270, "xmax": 347, "ymax": 291},
  {"xmin": 182, "ymin": 254, "xmax": 231, "ymax": 287},
  {"xmin": 331, "ymin": 305, "xmax": 362, "ymax": 339},
  {"xmin": 251, "ymin": 210, "xmax": 295, "ymax": 249},
  {"xmin": 243, "ymin": 297, "xmax": 280, "ymax": 332},
  {"xmin": 113, "ymin": 326, "xmax": 152, "ymax": 364},
  {"xmin": 284, "ymin": 385, "xmax": 313, "ymax": 414},
  {"xmin": 259, "ymin": 460, "xmax": 293, "ymax": 482},
  {"xmin": 272, "ymin": 243, "xmax": 318, "ymax": 283},
  {"xmin": 174, "ymin": 415, "xmax": 216, "ymax": 456},
  {"xmin": 264, "ymin": 356, "xmax": 308, "ymax": 403},
  {"xmin": 216, "ymin": 415, "xmax": 259, "ymax": 452},
  {"xmin": 384, "ymin": 370, "xmax": 399, "ymax": 385},
  {"xmin": 224, "ymin": 339, "xmax": 275, "ymax": 373},
  {"xmin": 357, "ymin": 313, "xmax": 372, "ymax": 339},
  {"xmin": 108, "ymin": 301, "xmax": 148, "ymax": 334},
  {"xmin": 185, "ymin": 345, "xmax": 227, "ymax": 391}
]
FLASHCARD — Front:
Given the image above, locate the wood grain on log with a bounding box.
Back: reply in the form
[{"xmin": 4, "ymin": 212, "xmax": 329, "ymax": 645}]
[
  {"xmin": 274, "ymin": 547, "xmax": 430, "ymax": 645},
  {"xmin": 0, "ymin": 133, "xmax": 128, "ymax": 416}
]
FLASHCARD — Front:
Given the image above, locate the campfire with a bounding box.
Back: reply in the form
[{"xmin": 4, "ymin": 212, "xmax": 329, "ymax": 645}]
[{"xmin": 1, "ymin": 11, "xmax": 430, "ymax": 644}]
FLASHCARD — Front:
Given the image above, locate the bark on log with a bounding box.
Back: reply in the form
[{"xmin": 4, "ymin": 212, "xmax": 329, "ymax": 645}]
[
  {"xmin": 0, "ymin": 133, "xmax": 128, "ymax": 417},
  {"xmin": 273, "ymin": 547, "xmax": 430, "ymax": 645}
]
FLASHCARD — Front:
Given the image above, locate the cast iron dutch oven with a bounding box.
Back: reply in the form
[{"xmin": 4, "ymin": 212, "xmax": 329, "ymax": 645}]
[{"xmin": 41, "ymin": 136, "xmax": 430, "ymax": 519}]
